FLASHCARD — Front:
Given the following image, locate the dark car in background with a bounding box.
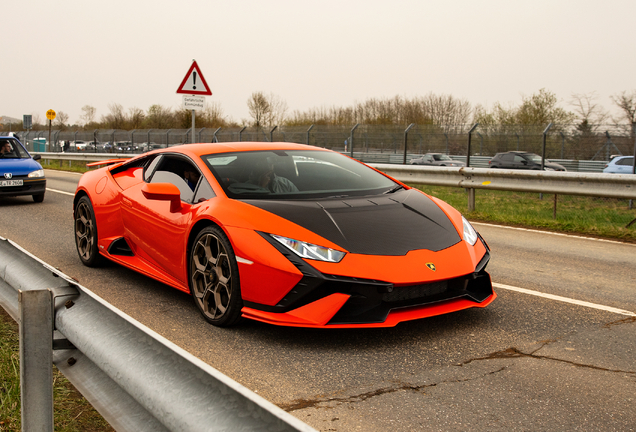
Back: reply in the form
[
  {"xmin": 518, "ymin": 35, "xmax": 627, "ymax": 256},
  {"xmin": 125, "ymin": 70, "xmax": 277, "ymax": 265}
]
[
  {"xmin": 488, "ymin": 151, "xmax": 566, "ymax": 171},
  {"xmin": 410, "ymin": 153, "xmax": 465, "ymax": 167},
  {"xmin": 0, "ymin": 136, "xmax": 46, "ymax": 202}
]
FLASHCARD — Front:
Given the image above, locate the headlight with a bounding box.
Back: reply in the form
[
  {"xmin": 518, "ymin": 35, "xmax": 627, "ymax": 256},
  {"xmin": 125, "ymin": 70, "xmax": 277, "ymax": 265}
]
[
  {"xmin": 271, "ymin": 234, "xmax": 346, "ymax": 263},
  {"xmin": 462, "ymin": 216, "xmax": 478, "ymax": 246},
  {"xmin": 28, "ymin": 169, "xmax": 44, "ymax": 178}
]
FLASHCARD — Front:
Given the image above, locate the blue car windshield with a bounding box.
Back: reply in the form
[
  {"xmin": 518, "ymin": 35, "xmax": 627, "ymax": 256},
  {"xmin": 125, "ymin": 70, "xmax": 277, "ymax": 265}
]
[
  {"xmin": 0, "ymin": 139, "xmax": 30, "ymax": 159},
  {"xmin": 203, "ymin": 149, "xmax": 397, "ymax": 199}
]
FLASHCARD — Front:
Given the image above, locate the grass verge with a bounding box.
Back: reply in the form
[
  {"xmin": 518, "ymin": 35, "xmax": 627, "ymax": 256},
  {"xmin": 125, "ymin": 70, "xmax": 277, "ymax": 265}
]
[
  {"xmin": 414, "ymin": 185, "xmax": 636, "ymax": 242},
  {"xmin": 0, "ymin": 308, "xmax": 113, "ymax": 431}
]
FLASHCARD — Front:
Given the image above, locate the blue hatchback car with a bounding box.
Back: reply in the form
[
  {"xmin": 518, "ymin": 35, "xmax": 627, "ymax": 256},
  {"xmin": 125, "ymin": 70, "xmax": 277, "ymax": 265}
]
[
  {"xmin": 603, "ymin": 155, "xmax": 635, "ymax": 174},
  {"xmin": 0, "ymin": 136, "xmax": 47, "ymax": 202}
]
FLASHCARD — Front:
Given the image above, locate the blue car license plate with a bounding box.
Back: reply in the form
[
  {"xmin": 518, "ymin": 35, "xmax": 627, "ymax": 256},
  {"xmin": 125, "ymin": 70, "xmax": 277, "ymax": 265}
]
[{"xmin": 1, "ymin": 179, "xmax": 23, "ymax": 186}]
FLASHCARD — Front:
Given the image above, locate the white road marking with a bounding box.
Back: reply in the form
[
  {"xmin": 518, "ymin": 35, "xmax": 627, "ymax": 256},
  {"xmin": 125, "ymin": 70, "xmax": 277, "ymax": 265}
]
[
  {"xmin": 472, "ymin": 221, "xmax": 636, "ymax": 247},
  {"xmin": 46, "ymin": 188, "xmax": 74, "ymax": 196},
  {"xmin": 493, "ymin": 282, "xmax": 636, "ymax": 317}
]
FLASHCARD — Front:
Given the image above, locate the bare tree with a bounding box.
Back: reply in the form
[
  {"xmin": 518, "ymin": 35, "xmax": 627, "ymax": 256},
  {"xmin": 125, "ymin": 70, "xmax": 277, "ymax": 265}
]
[
  {"xmin": 80, "ymin": 105, "xmax": 97, "ymax": 127},
  {"xmin": 570, "ymin": 92, "xmax": 609, "ymax": 125},
  {"xmin": 144, "ymin": 104, "xmax": 174, "ymax": 129},
  {"xmin": 247, "ymin": 92, "xmax": 271, "ymax": 128},
  {"xmin": 265, "ymin": 93, "xmax": 288, "ymax": 126},
  {"xmin": 128, "ymin": 107, "xmax": 145, "ymax": 129},
  {"xmin": 54, "ymin": 111, "xmax": 70, "ymax": 130},
  {"xmin": 102, "ymin": 103, "xmax": 127, "ymax": 129},
  {"xmin": 610, "ymin": 90, "xmax": 636, "ymax": 125}
]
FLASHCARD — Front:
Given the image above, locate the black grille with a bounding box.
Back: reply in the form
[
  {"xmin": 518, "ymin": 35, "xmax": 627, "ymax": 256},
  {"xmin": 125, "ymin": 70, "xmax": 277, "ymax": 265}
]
[{"xmin": 382, "ymin": 281, "xmax": 447, "ymax": 302}]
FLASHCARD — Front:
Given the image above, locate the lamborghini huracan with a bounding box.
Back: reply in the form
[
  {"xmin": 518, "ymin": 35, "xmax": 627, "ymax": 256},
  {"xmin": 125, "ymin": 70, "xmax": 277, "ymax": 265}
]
[{"xmin": 73, "ymin": 142, "xmax": 495, "ymax": 328}]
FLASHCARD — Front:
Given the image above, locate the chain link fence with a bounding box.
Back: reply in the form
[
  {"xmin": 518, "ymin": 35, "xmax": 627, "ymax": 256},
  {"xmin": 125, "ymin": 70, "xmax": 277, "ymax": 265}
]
[{"xmin": 13, "ymin": 123, "xmax": 636, "ymax": 163}]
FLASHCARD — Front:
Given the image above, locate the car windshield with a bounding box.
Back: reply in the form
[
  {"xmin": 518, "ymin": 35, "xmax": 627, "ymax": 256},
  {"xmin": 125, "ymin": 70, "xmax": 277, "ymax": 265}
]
[
  {"xmin": 0, "ymin": 139, "xmax": 30, "ymax": 159},
  {"xmin": 203, "ymin": 150, "xmax": 397, "ymax": 199}
]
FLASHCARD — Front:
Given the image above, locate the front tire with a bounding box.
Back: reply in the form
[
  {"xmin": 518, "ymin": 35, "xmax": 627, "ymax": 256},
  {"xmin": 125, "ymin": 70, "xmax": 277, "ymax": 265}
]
[
  {"xmin": 189, "ymin": 226, "xmax": 243, "ymax": 327},
  {"xmin": 74, "ymin": 196, "xmax": 103, "ymax": 267},
  {"xmin": 32, "ymin": 193, "xmax": 45, "ymax": 203}
]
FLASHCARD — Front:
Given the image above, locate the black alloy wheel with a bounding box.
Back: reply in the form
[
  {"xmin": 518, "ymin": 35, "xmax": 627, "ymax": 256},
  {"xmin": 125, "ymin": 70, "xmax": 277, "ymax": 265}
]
[
  {"xmin": 74, "ymin": 196, "xmax": 103, "ymax": 267},
  {"xmin": 189, "ymin": 226, "xmax": 243, "ymax": 327}
]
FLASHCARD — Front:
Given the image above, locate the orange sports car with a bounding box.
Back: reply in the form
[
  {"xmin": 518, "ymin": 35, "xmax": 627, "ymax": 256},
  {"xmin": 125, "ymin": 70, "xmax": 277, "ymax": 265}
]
[{"xmin": 73, "ymin": 142, "xmax": 495, "ymax": 328}]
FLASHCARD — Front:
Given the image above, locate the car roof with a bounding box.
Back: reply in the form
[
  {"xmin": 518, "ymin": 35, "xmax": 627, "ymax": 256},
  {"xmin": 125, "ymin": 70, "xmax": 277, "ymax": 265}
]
[{"xmin": 148, "ymin": 142, "xmax": 329, "ymax": 158}]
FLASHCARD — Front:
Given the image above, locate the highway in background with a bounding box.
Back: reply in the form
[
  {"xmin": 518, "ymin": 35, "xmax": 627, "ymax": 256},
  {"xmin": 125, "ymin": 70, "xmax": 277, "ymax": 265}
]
[{"xmin": 1, "ymin": 170, "xmax": 635, "ymax": 431}]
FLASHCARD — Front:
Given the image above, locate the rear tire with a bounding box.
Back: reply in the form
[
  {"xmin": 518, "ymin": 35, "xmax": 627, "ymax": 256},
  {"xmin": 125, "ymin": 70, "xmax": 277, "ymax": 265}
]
[
  {"xmin": 74, "ymin": 196, "xmax": 104, "ymax": 267},
  {"xmin": 189, "ymin": 226, "xmax": 243, "ymax": 327}
]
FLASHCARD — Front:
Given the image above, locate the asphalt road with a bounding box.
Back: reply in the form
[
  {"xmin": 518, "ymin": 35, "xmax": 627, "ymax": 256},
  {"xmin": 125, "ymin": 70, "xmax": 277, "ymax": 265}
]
[{"xmin": 1, "ymin": 170, "xmax": 635, "ymax": 431}]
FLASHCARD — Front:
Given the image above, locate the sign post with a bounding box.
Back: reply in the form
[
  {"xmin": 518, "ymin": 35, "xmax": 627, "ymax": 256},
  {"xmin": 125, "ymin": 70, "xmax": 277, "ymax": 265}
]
[
  {"xmin": 46, "ymin": 109, "xmax": 56, "ymax": 152},
  {"xmin": 176, "ymin": 60, "xmax": 212, "ymax": 144}
]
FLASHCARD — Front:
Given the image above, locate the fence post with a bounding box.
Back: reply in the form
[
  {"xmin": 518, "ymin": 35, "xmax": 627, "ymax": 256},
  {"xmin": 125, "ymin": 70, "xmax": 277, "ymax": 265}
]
[
  {"xmin": 541, "ymin": 123, "xmax": 553, "ymax": 170},
  {"xmin": 213, "ymin": 127, "xmax": 222, "ymax": 143},
  {"xmin": 349, "ymin": 124, "xmax": 359, "ymax": 158},
  {"xmin": 403, "ymin": 123, "xmax": 415, "ymax": 164},
  {"xmin": 19, "ymin": 289, "xmax": 54, "ymax": 432},
  {"xmin": 269, "ymin": 125, "xmax": 278, "ymax": 142},
  {"xmin": 466, "ymin": 123, "xmax": 479, "ymax": 167},
  {"xmin": 306, "ymin": 124, "xmax": 314, "ymax": 146}
]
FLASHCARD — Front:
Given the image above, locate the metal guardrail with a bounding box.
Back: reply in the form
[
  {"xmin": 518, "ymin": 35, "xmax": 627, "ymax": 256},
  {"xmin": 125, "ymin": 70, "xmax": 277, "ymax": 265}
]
[
  {"xmin": 373, "ymin": 164, "xmax": 636, "ymax": 200},
  {"xmin": 0, "ymin": 236, "xmax": 316, "ymax": 432}
]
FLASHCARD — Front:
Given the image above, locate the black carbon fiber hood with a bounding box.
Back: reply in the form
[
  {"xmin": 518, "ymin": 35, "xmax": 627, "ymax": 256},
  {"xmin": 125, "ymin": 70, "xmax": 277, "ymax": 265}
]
[{"xmin": 242, "ymin": 189, "xmax": 461, "ymax": 255}]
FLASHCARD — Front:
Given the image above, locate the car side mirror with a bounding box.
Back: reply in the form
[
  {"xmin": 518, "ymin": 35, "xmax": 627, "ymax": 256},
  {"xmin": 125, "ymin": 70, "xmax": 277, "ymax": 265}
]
[
  {"xmin": 521, "ymin": 160, "xmax": 527, "ymax": 165},
  {"xmin": 141, "ymin": 183, "xmax": 183, "ymax": 212},
  {"xmin": 33, "ymin": 154, "xmax": 41, "ymax": 161}
]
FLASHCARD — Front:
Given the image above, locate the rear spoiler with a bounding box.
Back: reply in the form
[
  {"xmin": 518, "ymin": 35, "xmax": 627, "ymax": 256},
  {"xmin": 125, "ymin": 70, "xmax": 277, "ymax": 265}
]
[{"xmin": 86, "ymin": 158, "xmax": 129, "ymax": 168}]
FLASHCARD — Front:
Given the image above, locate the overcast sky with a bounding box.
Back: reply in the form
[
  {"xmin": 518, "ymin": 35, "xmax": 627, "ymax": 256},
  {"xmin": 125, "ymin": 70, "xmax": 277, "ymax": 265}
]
[{"xmin": 3, "ymin": 0, "xmax": 634, "ymax": 126}]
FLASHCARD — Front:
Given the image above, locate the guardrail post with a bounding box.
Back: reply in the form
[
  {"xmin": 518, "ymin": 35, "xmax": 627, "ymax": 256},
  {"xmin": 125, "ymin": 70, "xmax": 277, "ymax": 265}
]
[
  {"xmin": 467, "ymin": 187, "xmax": 476, "ymax": 212},
  {"xmin": 19, "ymin": 289, "xmax": 54, "ymax": 432},
  {"xmin": 466, "ymin": 123, "xmax": 479, "ymax": 167},
  {"xmin": 403, "ymin": 123, "xmax": 415, "ymax": 164}
]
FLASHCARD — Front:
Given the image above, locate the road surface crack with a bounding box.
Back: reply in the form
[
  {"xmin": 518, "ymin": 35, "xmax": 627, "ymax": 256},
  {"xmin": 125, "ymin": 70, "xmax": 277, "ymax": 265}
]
[
  {"xmin": 460, "ymin": 341, "xmax": 636, "ymax": 376},
  {"xmin": 278, "ymin": 367, "xmax": 507, "ymax": 412}
]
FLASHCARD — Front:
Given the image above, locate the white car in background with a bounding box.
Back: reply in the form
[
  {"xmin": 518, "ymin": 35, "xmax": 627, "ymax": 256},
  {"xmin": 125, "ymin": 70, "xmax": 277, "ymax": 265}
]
[{"xmin": 603, "ymin": 156, "xmax": 634, "ymax": 174}]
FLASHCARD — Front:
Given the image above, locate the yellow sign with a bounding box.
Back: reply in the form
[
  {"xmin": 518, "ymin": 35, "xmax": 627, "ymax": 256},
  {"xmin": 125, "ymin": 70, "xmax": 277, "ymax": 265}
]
[{"xmin": 46, "ymin": 109, "xmax": 56, "ymax": 120}]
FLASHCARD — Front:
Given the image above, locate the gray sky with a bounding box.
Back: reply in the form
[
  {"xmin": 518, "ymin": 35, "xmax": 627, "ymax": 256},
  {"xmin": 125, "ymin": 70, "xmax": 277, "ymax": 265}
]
[{"xmin": 3, "ymin": 0, "xmax": 634, "ymax": 126}]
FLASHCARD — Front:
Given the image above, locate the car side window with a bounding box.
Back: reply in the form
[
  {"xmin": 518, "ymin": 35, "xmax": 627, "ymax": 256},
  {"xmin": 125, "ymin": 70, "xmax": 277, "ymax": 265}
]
[
  {"xmin": 618, "ymin": 158, "xmax": 633, "ymax": 166},
  {"xmin": 147, "ymin": 154, "xmax": 215, "ymax": 204},
  {"xmin": 501, "ymin": 154, "xmax": 514, "ymax": 162},
  {"xmin": 513, "ymin": 155, "xmax": 525, "ymax": 163}
]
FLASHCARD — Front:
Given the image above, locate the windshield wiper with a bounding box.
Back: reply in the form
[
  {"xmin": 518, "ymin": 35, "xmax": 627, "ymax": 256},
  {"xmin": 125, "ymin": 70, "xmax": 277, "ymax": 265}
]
[{"xmin": 384, "ymin": 185, "xmax": 404, "ymax": 194}]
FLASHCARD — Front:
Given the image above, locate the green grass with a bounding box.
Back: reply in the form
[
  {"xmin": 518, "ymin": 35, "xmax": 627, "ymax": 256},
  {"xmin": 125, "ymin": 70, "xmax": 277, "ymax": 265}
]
[
  {"xmin": 0, "ymin": 309, "xmax": 113, "ymax": 431},
  {"xmin": 39, "ymin": 159, "xmax": 93, "ymax": 174},
  {"xmin": 414, "ymin": 185, "xmax": 636, "ymax": 242}
]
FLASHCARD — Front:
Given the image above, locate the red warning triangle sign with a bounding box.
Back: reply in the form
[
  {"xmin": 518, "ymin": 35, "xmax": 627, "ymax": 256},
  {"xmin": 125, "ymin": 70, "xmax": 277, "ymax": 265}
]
[{"xmin": 176, "ymin": 60, "xmax": 212, "ymax": 95}]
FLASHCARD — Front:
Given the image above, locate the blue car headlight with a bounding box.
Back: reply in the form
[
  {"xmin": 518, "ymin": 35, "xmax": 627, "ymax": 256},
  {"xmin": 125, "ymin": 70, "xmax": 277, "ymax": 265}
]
[
  {"xmin": 462, "ymin": 216, "xmax": 478, "ymax": 246},
  {"xmin": 271, "ymin": 234, "xmax": 346, "ymax": 263},
  {"xmin": 28, "ymin": 169, "xmax": 45, "ymax": 178}
]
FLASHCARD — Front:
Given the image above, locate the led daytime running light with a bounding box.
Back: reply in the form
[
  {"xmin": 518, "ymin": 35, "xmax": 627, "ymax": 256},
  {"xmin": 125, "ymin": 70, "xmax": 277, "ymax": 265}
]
[{"xmin": 271, "ymin": 234, "xmax": 346, "ymax": 263}]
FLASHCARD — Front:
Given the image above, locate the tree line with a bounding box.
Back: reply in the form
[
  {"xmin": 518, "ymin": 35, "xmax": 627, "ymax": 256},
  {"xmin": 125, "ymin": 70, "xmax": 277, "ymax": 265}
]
[{"xmin": 3, "ymin": 89, "xmax": 636, "ymax": 133}]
